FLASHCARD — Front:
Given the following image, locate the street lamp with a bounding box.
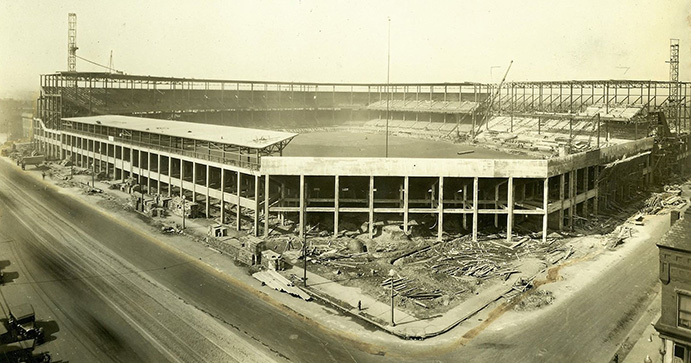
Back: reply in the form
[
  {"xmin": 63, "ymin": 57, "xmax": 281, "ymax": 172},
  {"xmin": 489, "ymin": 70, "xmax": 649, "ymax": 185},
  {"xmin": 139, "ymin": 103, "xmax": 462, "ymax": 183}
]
[{"xmin": 389, "ymin": 269, "xmax": 395, "ymax": 326}]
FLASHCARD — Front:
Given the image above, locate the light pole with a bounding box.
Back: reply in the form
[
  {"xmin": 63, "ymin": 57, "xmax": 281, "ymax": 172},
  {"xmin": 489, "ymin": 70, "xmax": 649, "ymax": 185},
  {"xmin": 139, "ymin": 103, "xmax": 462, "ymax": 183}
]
[
  {"xmin": 389, "ymin": 269, "xmax": 395, "ymax": 326},
  {"xmin": 181, "ymin": 194, "xmax": 186, "ymax": 230},
  {"xmin": 303, "ymin": 235, "xmax": 308, "ymax": 287}
]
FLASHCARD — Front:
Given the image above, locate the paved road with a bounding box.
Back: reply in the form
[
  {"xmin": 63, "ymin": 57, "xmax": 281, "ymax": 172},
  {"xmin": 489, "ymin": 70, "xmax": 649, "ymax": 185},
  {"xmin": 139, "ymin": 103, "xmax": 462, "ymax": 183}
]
[
  {"xmin": 0, "ymin": 158, "xmax": 665, "ymax": 362},
  {"xmin": 0, "ymin": 160, "xmax": 380, "ymax": 362}
]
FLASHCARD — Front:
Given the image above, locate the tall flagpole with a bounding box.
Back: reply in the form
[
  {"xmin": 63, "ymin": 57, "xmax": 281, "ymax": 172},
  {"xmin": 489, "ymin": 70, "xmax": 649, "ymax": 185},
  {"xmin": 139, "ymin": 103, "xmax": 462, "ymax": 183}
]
[{"xmin": 385, "ymin": 17, "xmax": 391, "ymax": 158}]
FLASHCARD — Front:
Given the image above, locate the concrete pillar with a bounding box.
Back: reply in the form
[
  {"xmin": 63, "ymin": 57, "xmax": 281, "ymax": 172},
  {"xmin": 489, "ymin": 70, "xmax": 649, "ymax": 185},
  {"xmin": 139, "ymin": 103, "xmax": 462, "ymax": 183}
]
[
  {"xmin": 403, "ymin": 176, "xmax": 409, "ymax": 233},
  {"xmin": 205, "ymin": 164, "xmax": 210, "ymax": 218},
  {"xmin": 220, "ymin": 168, "xmax": 225, "ymax": 223},
  {"xmin": 166, "ymin": 156, "xmax": 171, "ymax": 197},
  {"xmin": 507, "ymin": 177, "xmax": 514, "ymax": 243},
  {"xmin": 237, "ymin": 171, "xmax": 242, "ymax": 231},
  {"xmin": 583, "ymin": 167, "xmax": 589, "ymax": 217},
  {"xmin": 121, "ymin": 146, "xmax": 126, "ymax": 182},
  {"xmin": 369, "ymin": 175, "xmax": 374, "ymax": 239},
  {"xmin": 254, "ymin": 174, "xmax": 259, "ymax": 236},
  {"xmin": 334, "ymin": 175, "xmax": 339, "ymax": 237},
  {"xmin": 462, "ymin": 184, "xmax": 468, "ymax": 229},
  {"xmin": 157, "ymin": 154, "xmax": 161, "ymax": 194},
  {"xmin": 192, "ymin": 162, "xmax": 197, "ymax": 203},
  {"xmin": 569, "ymin": 171, "xmax": 575, "ymax": 230},
  {"xmin": 299, "ymin": 174, "xmax": 305, "ymax": 238},
  {"xmin": 494, "ymin": 183, "xmax": 500, "ymax": 227},
  {"xmin": 179, "ymin": 159, "xmax": 184, "ymax": 198},
  {"xmin": 543, "ymin": 178, "xmax": 549, "ymax": 243},
  {"xmin": 137, "ymin": 148, "xmax": 142, "ymax": 186},
  {"xmin": 593, "ymin": 167, "xmax": 600, "ymax": 215},
  {"xmin": 472, "ymin": 177, "xmax": 479, "ymax": 242},
  {"xmin": 437, "ymin": 176, "xmax": 444, "ymax": 241},
  {"xmin": 559, "ymin": 174, "xmax": 565, "ymax": 231},
  {"xmin": 264, "ymin": 175, "xmax": 270, "ymax": 237}
]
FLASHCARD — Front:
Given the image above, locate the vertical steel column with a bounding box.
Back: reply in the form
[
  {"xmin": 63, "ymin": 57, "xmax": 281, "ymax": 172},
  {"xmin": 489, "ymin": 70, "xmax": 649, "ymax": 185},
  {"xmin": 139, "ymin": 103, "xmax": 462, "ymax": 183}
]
[
  {"xmin": 472, "ymin": 177, "xmax": 479, "ymax": 242},
  {"xmin": 506, "ymin": 177, "xmax": 514, "ymax": 243},
  {"xmin": 334, "ymin": 175, "xmax": 340, "ymax": 237},
  {"xmin": 542, "ymin": 178, "xmax": 549, "ymax": 243}
]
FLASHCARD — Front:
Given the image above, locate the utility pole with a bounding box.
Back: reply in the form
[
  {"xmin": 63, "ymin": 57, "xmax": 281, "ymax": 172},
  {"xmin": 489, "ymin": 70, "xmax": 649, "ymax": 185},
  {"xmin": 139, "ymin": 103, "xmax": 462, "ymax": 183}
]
[{"xmin": 389, "ymin": 269, "xmax": 395, "ymax": 326}]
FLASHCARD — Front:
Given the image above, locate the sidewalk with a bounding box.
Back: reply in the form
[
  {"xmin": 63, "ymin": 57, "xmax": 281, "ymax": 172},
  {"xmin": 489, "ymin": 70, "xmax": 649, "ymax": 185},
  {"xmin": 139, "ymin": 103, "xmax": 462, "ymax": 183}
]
[
  {"xmin": 282, "ymin": 265, "xmax": 518, "ymax": 339},
  {"xmin": 622, "ymin": 292, "xmax": 662, "ymax": 363}
]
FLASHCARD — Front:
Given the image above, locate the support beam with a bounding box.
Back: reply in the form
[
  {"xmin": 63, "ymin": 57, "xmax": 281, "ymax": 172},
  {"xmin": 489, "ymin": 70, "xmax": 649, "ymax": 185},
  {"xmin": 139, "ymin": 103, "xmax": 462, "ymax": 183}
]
[
  {"xmin": 205, "ymin": 164, "xmax": 210, "ymax": 218},
  {"xmin": 157, "ymin": 154, "xmax": 161, "ymax": 194},
  {"xmin": 593, "ymin": 167, "xmax": 600, "ymax": 214},
  {"xmin": 473, "ymin": 177, "xmax": 479, "ymax": 242},
  {"xmin": 299, "ymin": 174, "xmax": 305, "ymax": 239},
  {"xmin": 403, "ymin": 176, "xmax": 409, "ymax": 233},
  {"xmin": 506, "ymin": 177, "xmax": 514, "ymax": 243},
  {"xmin": 559, "ymin": 174, "xmax": 565, "ymax": 231},
  {"xmin": 437, "ymin": 176, "xmax": 444, "ymax": 241},
  {"xmin": 264, "ymin": 175, "xmax": 270, "ymax": 237},
  {"xmin": 236, "ymin": 171, "xmax": 241, "ymax": 231},
  {"xmin": 583, "ymin": 167, "xmax": 589, "ymax": 217},
  {"xmin": 369, "ymin": 175, "xmax": 374, "ymax": 239},
  {"xmin": 254, "ymin": 174, "xmax": 259, "ymax": 236},
  {"xmin": 220, "ymin": 168, "xmax": 225, "ymax": 223},
  {"xmin": 569, "ymin": 171, "xmax": 575, "ymax": 229},
  {"xmin": 334, "ymin": 175, "xmax": 340, "ymax": 237},
  {"xmin": 542, "ymin": 178, "xmax": 549, "ymax": 243}
]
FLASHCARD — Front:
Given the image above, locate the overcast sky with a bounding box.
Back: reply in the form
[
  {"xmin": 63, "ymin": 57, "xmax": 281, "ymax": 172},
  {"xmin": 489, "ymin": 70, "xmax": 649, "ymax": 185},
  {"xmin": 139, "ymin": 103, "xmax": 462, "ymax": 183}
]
[{"xmin": 1, "ymin": 0, "xmax": 689, "ymax": 98}]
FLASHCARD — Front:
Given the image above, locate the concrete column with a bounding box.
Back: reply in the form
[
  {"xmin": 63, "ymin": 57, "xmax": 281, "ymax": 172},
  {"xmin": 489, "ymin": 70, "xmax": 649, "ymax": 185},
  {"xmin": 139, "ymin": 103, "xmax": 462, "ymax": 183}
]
[
  {"xmin": 157, "ymin": 154, "xmax": 161, "ymax": 194},
  {"xmin": 205, "ymin": 164, "xmax": 210, "ymax": 218},
  {"xmin": 559, "ymin": 174, "xmax": 565, "ymax": 231},
  {"xmin": 403, "ymin": 176, "xmax": 409, "ymax": 233},
  {"xmin": 264, "ymin": 175, "xmax": 270, "ymax": 237},
  {"xmin": 192, "ymin": 162, "xmax": 197, "ymax": 203},
  {"xmin": 279, "ymin": 182, "xmax": 285, "ymax": 226},
  {"xmin": 137, "ymin": 148, "xmax": 142, "ymax": 187},
  {"xmin": 179, "ymin": 159, "xmax": 183, "ymax": 198},
  {"xmin": 168, "ymin": 156, "xmax": 172, "ymax": 197},
  {"xmin": 254, "ymin": 174, "xmax": 259, "ymax": 236},
  {"xmin": 121, "ymin": 146, "xmax": 126, "ymax": 182},
  {"xmin": 593, "ymin": 167, "xmax": 600, "ymax": 215},
  {"xmin": 437, "ymin": 176, "xmax": 444, "ymax": 241},
  {"xmin": 543, "ymin": 178, "xmax": 549, "ymax": 243},
  {"xmin": 220, "ymin": 168, "xmax": 225, "ymax": 223},
  {"xmin": 507, "ymin": 177, "xmax": 514, "ymax": 243},
  {"xmin": 334, "ymin": 175, "xmax": 339, "ymax": 237},
  {"xmin": 472, "ymin": 177, "xmax": 479, "ymax": 242},
  {"xmin": 146, "ymin": 151, "xmax": 151, "ymax": 194},
  {"xmin": 299, "ymin": 174, "xmax": 305, "ymax": 238},
  {"xmin": 462, "ymin": 184, "xmax": 468, "ymax": 229},
  {"xmin": 494, "ymin": 183, "xmax": 500, "ymax": 227},
  {"xmin": 583, "ymin": 167, "xmax": 589, "ymax": 217},
  {"xmin": 569, "ymin": 171, "xmax": 575, "ymax": 229},
  {"xmin": 369, "ymin": 175, "xmax": 374, "ymax": 239},
  {"xmin": 237, "ymin": 171, "xmax": 242, "ymax": 231}
]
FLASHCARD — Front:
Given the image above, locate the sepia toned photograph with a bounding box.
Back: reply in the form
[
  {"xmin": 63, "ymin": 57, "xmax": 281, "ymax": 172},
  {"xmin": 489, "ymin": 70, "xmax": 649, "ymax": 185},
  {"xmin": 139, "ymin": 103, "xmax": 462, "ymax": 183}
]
[{"xmin": 0, "ymin": 1, "xmax": 690, "ymax": 362}]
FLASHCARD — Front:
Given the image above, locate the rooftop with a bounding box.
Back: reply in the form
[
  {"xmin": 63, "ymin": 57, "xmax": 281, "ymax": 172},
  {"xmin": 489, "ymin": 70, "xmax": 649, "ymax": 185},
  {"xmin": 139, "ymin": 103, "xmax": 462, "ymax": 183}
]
[
  {"xmin": 63, "ymin": 115, "xmax": 297, "ymax": 150},
  {"xmin": 658, "ymin": 209, "xmax": 691, "ymax": 252}
]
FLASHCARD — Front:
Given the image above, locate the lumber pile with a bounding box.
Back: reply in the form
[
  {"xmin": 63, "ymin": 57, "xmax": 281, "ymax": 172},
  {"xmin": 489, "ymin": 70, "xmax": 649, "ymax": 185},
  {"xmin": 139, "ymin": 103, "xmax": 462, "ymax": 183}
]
[{"xmin": 641, "ymin": 185, "xmax": 685, "ymax": 214}]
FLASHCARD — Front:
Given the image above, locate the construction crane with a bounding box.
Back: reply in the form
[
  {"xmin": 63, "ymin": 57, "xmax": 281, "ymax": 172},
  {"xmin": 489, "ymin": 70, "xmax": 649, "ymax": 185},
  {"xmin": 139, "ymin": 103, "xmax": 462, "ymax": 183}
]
[{"xmin": 67, "ymin": 13, "xmax": 78, "ymax": 72}]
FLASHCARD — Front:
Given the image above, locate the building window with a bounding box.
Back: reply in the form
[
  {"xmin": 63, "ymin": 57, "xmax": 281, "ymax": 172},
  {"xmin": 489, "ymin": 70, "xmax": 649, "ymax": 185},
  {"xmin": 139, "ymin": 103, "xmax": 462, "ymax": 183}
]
[
  {"xmin": 679, "ymin": 293, "xmax": 691, "ymax": 329},
  {"xmin": 674, "ymin": 343, "xmax": 686, "ymax": 363}
]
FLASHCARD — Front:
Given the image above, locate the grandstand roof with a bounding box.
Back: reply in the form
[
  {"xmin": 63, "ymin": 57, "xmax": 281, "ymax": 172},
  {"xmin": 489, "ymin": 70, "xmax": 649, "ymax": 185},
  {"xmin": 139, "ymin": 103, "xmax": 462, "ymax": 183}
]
[{"xmin": 63, "ymin": 115, "xmax": 297, "ymax": 149}]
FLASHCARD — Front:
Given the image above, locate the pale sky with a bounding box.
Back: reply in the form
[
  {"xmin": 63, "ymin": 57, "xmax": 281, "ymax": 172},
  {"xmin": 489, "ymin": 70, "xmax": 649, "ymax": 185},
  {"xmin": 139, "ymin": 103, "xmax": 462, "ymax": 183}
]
[{"xmin": 1, "ymin": 0, "xmax": 690, "ymax": 98}]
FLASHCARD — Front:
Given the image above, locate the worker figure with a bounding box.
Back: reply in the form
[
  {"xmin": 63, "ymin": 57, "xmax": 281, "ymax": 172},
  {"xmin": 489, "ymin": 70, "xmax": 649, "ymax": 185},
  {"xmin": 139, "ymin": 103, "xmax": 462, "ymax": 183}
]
[
  {"xmin": 21, "ymin": 163, "xmax": 25, "ymax": 170},
  {"xmin": 41, "ymin": 171, "xmax": 45, "ymax": 180},
  {"xmin": 358, "ymin": 300, "xmax": 362, "ymax": 311}
]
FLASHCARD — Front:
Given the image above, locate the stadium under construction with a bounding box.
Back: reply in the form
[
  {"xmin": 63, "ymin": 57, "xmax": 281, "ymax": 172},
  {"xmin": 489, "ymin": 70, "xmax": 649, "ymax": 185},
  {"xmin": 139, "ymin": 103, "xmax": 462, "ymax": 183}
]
[{"xmin": 31, "ymin": 71, "xmax": 691, "ymax": 243}]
